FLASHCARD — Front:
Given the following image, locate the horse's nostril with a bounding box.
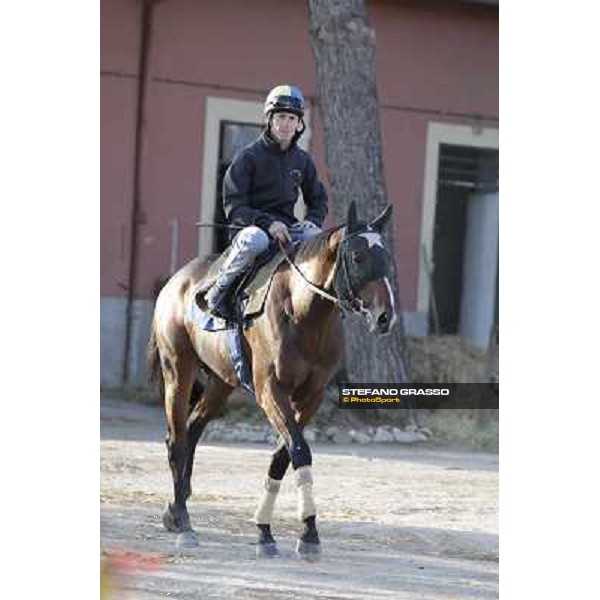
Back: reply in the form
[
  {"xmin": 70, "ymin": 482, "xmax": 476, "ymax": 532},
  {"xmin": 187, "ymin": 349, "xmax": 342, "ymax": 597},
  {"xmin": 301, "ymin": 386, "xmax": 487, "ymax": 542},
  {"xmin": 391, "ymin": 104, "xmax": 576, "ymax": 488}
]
[{"xmin": 377, "ymin": 313, "xmax": 389, "ymax": 327}]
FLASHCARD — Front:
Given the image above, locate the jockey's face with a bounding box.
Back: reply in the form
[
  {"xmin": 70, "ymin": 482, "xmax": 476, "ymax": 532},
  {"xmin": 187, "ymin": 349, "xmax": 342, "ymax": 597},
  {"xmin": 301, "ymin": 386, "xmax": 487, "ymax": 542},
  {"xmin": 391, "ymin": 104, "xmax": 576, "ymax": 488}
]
[{"xmin": 270, "ymin": 112, "xmax": 300, "ymax": 145}]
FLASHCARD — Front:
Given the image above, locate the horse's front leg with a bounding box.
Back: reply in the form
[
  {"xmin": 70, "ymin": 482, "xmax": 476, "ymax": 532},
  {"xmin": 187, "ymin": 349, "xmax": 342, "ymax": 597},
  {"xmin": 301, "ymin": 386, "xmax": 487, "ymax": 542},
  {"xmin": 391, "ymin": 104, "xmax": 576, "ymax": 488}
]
[
  {"xmin": 254, "ymin": 437, "xmax": 291, "ymax": 557},
  {"xmin": 293, "ymin": 387, "xmax": 326, "ymax": 559},
  {"xmin": 255, "ymin": 378, "xmax": 322, "ymax": 560},
  {"xmin": 288, "ymin": 414, "xmax": 321, "ymax": 559}
]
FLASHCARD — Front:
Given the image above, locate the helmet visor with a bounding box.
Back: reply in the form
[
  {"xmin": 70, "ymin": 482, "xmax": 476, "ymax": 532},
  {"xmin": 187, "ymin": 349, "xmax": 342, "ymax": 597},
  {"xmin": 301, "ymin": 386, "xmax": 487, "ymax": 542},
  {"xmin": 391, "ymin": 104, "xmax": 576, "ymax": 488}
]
[{"xmin": 271, "ymin": 95, "xmax": 304, "ymax": 115}]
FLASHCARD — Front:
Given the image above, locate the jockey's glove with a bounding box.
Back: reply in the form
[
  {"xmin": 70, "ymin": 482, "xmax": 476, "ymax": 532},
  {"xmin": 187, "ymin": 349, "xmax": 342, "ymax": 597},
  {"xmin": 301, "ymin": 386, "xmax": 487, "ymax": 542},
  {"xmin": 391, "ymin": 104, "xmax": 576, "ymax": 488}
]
[{"xmin": 297, "ymin": 220, "xmax": 319, "ymax": 230}]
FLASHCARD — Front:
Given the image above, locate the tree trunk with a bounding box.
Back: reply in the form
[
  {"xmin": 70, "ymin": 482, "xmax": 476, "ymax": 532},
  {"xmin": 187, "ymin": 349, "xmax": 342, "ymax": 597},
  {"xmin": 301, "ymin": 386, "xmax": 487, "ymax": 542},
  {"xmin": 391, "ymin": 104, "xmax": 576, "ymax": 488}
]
[{"xmin": 308, "ymin": 0, "xmax": 411, "ymax": 384}]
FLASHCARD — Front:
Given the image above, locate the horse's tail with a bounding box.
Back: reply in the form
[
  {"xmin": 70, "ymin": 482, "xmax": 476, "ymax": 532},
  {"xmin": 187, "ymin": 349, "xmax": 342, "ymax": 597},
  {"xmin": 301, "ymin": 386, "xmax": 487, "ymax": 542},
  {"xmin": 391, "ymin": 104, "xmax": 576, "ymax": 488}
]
[{"xmin": 147, "ymin": 319, "xmax": 164, "ymax": 399}]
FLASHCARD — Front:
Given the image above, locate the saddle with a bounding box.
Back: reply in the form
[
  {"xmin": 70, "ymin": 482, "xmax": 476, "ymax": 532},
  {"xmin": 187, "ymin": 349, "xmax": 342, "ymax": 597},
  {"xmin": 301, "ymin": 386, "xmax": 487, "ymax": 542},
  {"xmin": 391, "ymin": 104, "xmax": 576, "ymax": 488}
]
[{"xmin": 194, "ymin": 242, "xmax": 290, "ymax": 326}]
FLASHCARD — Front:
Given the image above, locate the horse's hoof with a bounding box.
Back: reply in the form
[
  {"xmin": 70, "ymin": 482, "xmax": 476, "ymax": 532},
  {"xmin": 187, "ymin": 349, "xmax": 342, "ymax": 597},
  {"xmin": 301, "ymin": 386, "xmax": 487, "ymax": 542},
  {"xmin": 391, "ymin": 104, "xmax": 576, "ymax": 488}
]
[
  {"xmin": 295, "ymin": 539, "xmax": 321, "ymax": 561},
  {"xmin": 175, "ymin": 530, "xmax": 198, "ymax": 551},
  {"xmin": 256, "ymin": 542, "xmax": 280, "ymax": 559},
  {"xmin": 162, "ymin": 504, "xmax": 190, "ymax": 533},
  {"xmin": 162, "ymin": 505, "xmax": 179, "ymax": 532}
]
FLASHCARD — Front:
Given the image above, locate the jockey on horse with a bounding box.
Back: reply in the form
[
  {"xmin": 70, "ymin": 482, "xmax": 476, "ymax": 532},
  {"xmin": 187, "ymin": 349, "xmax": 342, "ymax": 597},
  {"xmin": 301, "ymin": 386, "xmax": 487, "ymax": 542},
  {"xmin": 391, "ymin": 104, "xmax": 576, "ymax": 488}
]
[
  {"xmin": 204, "ymin": 84, "xmax": 329, "ymax": 320},
  {"xmin": 149, "ymin": 84, "xmax": 398, "ymax": 558}
]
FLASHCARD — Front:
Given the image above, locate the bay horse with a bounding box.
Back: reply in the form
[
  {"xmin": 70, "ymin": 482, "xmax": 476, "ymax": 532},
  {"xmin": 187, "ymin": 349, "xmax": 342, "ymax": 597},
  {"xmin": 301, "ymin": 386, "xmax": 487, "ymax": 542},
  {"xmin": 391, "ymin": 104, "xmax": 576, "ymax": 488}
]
[{"xmin": 147, "ymin": 201, "xmax": 397, "ymax": 558}]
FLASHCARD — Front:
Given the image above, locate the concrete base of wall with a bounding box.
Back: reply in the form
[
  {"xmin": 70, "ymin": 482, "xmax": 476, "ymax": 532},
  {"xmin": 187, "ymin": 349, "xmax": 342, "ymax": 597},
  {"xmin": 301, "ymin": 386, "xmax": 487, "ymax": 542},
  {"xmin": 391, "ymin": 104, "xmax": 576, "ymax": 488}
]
[
  {"xmin": 101, "ymin": 297, "xmax": 126, "ymax": 386},
  {"xmin": 101, "ymin": 297, "xmax": 154, "ymax": 387}
]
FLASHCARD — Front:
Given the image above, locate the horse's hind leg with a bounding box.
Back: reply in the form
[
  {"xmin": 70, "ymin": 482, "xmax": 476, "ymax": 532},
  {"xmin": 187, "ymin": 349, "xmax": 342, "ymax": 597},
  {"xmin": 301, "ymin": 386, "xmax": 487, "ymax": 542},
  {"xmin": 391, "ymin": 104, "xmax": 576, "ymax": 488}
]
[
  {"xmin": 162, "ymin": 349, "xmax": 197, "ymax": 535},
  {"xmin": 181, "ymin": 375, "xmax": 234, "ymax": 502}
]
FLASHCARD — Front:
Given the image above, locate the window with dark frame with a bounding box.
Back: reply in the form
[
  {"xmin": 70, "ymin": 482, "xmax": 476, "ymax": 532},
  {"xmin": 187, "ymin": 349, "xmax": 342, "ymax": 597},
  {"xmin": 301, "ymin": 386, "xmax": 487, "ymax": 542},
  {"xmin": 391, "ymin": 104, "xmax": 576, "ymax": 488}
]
[{"xmin": 214, "ymin": 121, "xmax": 263, "ymax": 253}]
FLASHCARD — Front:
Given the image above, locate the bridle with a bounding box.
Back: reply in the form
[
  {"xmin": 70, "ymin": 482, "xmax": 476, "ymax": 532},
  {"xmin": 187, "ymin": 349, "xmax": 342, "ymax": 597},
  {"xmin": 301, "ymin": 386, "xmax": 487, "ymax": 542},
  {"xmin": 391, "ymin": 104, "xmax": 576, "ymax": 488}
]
[{"xmin": 277, "ymin": 228, "xmax": 392, "ymax": 316}]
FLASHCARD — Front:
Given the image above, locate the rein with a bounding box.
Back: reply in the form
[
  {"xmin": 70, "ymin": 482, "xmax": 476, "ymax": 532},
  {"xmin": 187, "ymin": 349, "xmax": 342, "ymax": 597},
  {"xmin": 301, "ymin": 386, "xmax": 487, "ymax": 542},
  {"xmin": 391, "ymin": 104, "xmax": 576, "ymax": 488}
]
[
  {"xmin": 277, "ymin": 240, "xmax": 345, "ymax": 309},
  {"xmin": 195, "ymin": 222, "xmax": 372, "ymax": 314},
  {"xmin": 277, "ymin": 232, "xmax": 371, "ymax": 314}
]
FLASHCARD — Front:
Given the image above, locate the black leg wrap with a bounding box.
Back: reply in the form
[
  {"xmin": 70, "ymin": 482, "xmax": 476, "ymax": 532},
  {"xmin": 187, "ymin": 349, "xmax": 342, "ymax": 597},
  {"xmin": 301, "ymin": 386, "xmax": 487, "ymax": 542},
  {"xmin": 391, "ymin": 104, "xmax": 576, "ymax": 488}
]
[
  {"xmin": 290, "ymin": 437, "xmax": 312, "ymax": 470},
  {"xmin": 286, "ymin": 419, "xmax": 312, "ymax": 470},
  {"xmin": 268, "ymin": 440, "xmax": 291, "ymax": 480}
]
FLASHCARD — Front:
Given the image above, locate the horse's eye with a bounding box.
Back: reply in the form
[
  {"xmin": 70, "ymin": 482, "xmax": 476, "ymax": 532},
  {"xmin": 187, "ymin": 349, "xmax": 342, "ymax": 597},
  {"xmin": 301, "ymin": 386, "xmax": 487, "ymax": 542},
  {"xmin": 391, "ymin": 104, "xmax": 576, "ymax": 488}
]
[{"xmin": 352, "ymin": 252, "xmax": 365, "ymax": 264}]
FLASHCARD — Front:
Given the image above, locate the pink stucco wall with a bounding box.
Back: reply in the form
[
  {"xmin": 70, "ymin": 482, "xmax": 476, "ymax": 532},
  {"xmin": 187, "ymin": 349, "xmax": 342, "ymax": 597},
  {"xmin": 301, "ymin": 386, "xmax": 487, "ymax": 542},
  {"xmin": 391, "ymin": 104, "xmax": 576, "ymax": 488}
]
[
  {"xmin": 100, "ymin": 77, "xmax": 138, "ymax": 297},
  {"xmin": 100, "ymin": 0, "xmax": 498, "ymax": 310},
  {"xmin": 100, "ymin": 0, "xmax": 140, "ymax": 297},
  {"xmin": 373, "ymin": 1, "xmax": 498, "ymax": 117},
  {"xmin": 150, "ymin": 0, "xmax": 317, "ymax": 93}
]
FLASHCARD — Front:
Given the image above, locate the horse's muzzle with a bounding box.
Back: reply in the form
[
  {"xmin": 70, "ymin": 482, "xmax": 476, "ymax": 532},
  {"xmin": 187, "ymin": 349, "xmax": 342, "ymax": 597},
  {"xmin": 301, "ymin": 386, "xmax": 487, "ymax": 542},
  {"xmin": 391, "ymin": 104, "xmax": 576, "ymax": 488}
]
[{"xmin": 354, "ymin": 282, "xmax": 397, "ymax": 335}]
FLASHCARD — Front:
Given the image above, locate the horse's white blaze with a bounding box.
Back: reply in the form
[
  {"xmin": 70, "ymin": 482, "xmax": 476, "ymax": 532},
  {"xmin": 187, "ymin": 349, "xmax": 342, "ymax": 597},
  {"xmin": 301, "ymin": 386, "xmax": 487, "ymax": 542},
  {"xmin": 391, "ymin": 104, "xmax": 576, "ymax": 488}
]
[
  {"xmin": 384, "ymin": 276, "xmax": 398, "ymax": 327},
  {"xmin": 254, "ymin": 477, "xmax": 282, "ymax": 525},
  {"xmin": 295, "ymin": 466, "xmax": 317, "ymax": 521},
  {"xmin": 384, "ymin": 277, "xmax": 395, "ymax": 313},
  {"xmin": 359, "ymin": 231, "xmax": 384, "ymax": 248}
]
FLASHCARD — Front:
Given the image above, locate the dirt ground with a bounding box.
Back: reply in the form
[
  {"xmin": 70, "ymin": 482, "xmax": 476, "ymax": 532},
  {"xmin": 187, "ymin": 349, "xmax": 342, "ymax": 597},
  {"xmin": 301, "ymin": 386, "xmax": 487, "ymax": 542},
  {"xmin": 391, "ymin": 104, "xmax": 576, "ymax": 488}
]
[{"xmin": 100, "ymin": 397, "xmax": 498, "ymax": 599}]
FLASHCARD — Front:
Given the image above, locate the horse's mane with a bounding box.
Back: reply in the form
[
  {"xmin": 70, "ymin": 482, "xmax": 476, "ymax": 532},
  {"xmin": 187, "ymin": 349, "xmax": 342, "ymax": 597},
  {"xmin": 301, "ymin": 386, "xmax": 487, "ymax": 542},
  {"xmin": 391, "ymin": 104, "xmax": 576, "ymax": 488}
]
[{"xmin": 293, "ymin": 225, "xmax": 345, "ymax": 264}]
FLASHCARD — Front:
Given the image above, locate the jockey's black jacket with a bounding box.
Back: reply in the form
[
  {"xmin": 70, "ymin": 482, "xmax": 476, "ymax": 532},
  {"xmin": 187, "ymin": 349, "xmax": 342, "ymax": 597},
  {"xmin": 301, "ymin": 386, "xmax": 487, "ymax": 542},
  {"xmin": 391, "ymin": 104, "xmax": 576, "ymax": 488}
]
[{"xmin": 222, "ymin": 131, "xmax": 328, "ymax": 234}]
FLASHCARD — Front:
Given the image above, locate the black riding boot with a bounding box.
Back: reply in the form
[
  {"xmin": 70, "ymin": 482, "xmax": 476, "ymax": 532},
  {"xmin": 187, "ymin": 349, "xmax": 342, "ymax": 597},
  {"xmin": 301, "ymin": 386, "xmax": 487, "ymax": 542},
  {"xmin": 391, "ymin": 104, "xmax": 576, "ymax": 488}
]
[{"xmin": 205, "ymin": 282, "xmax": 235, "ymax": 320}]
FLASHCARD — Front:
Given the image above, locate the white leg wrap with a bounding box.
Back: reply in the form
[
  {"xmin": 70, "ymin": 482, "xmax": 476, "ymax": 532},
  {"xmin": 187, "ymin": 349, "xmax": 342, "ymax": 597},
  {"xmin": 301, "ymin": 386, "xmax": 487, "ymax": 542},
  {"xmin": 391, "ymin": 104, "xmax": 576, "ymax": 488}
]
[
  {"xmin": 295, "ymin": 466, "xmax": 316, "ymax": 521},
  {"xmin": 253, "ymin": 477, "xmax": 282, "ymax": 525}
]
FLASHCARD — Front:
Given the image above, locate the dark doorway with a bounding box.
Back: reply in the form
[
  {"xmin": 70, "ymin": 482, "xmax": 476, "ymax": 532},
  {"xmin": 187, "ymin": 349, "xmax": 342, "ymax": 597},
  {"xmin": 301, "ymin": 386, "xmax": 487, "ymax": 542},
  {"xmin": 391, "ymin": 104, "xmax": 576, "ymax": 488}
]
[
  {"xmin": 430, "ymin": 185, "xmax": 468, "ymax": 334},
  {"xmin": 213, "ymin": 121, "xmax": 262, "ymax": 253},
  {"xmin": 429, "ymin": 144, "xmax": 499, "ymax": 335}
]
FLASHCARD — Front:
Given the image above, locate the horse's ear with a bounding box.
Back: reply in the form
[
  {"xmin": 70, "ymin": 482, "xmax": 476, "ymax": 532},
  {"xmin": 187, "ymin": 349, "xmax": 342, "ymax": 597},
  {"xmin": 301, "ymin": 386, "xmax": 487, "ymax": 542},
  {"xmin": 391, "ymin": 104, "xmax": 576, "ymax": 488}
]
[
  {"xmin": 370, "ymin": 204, "xmax": 393, "ymax": 233},
  {"xmin": 347, "ymin": 201, "xmax": 359, "ymax": 234}
]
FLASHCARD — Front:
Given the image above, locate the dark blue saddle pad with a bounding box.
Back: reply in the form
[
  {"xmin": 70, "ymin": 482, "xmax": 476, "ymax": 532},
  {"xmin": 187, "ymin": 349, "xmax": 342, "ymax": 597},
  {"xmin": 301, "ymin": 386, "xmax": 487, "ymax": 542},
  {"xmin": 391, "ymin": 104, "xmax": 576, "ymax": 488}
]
[{"xmin": 185, "ymin": 300, "xmax": 254, "ymax": 394}]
